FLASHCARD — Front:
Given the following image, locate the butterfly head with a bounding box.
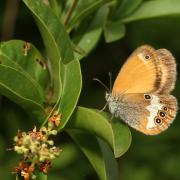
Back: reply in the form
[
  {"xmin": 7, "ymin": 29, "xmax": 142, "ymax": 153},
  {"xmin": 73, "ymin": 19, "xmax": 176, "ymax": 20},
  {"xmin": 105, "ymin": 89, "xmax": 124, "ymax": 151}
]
[{"xmin": 105, "ymin": 92, "xmax": 119, "ymax": 116}]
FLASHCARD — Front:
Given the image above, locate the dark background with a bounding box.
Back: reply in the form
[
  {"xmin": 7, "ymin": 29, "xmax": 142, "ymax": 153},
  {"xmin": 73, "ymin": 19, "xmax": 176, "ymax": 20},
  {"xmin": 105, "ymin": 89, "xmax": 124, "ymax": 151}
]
[{"xmin": 1, "ymin": 0, "xmax": 180, "ymax": 180}]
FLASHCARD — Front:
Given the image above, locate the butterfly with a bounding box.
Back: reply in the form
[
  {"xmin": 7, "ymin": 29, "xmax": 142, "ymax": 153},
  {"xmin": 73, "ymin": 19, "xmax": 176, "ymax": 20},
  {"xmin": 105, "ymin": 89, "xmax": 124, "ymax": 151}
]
[{"xmin": 106, "ymin": 45, "xmax": 178, "ymax": 135}]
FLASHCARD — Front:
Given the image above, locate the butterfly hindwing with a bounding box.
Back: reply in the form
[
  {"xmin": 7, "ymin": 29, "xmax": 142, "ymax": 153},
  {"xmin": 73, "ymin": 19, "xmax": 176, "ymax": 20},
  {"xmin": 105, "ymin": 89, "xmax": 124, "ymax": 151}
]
[
  {"xmin": 137, "ymin": 94, "xmax": 177, "ymax": 135},
  {"xmin": 107, "ymin": 93, "xmax": 177, "ymax": 135}
]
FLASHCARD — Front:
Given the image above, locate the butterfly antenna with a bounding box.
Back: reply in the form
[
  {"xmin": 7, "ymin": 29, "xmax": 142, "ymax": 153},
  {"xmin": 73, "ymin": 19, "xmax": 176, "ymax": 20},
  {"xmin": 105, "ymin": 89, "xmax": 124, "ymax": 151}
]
[
  {"xmin": 108, "ymin": 72, "xmax": 112, "ymax": 92},
  {"xmin": 93, "ymin": 78, "xmax": 110, "ymax": 92}
]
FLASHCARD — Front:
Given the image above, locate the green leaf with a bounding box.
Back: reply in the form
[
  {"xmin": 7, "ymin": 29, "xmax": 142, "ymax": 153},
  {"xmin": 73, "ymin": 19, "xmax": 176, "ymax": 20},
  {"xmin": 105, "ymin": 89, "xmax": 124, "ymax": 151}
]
[
  {"xmin": 122, "ymin": 0, "xmax": 180, "ymax": 23},
  {"xmin": 67, "ymin": 130, "xmax": 120, "ymax": 180},
  {"xmin": 49, "ymin": 0, "xmax": 62, "ymax": 18},
  {"xmin": 66, "ymin": 106, "xmax": 132, "ymax": 157},
  {"xmin": 36, "ymin": 173, "xmax": 47, "ymax": 180},
  {"xmin": 73, "ymin": 5, "xmax": 109, "ymax": 60},
  {"xmin": 0, "ymin": 64, "xmax": 45, "ymax": 118},
  {"xmin": 0, "ymin": 40, "xmax": 49, "ymax": 90},
  {"xmin": 23, "ymin": 0, "xmax": 74, "ymax": 100},
  {"xmin": 104, "ymin": 20, "xmax": 126, "ymax": 43},
  {"xmin": 112, "ymin": 0, "xmax": 143, "ymax": 19},
  {"xmin": 58, "ymin": 60, "xmax": 82, "ymax": 129},
  {"xmin": 67, "ymin": 0, "xmax": 110, "ymax": 30}
]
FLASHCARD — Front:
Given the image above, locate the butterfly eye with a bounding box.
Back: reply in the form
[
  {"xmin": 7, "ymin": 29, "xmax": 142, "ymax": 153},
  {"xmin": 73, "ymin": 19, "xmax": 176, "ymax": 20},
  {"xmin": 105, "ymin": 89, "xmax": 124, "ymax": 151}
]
[
  {"xmin": 154, "ymin": 117, "xmax": 162, "ymax": 125},
  {"xmin": 144, "ymin": 54, "xmax": 150, "ymax": 60},
  {"xmin": 144, "ymin": 94, "xmax": 152, "ymax": 100}
]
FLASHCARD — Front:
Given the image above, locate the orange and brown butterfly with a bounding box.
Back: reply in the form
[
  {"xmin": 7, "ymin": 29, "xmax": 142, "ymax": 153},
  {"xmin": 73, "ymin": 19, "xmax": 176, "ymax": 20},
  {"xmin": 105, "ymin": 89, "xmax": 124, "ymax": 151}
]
[{"xmin": 106, "ymin": 45, "xmax": 177, "ymax": 135}]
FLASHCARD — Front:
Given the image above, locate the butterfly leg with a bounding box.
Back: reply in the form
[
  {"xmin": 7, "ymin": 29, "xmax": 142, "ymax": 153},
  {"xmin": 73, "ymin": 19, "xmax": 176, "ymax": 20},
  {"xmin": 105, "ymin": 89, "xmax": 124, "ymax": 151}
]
[
  {"xmin": 110, "ymin": 114, "xmax": 114, "ymax": 120},
  {"xmin": 99, "ymin": 102, "xmax": 108, "ymax": 112}
]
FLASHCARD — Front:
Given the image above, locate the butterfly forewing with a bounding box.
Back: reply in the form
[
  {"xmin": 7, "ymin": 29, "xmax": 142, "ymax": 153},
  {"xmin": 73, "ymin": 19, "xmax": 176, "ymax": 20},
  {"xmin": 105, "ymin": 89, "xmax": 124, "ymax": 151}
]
[
  {"xmin": 112, "ymin": 45, "xmax": 158, "ymax": 95},
  {"xmin": 155, "ymin": 48, "xmax": 176, "ymax": 94}
]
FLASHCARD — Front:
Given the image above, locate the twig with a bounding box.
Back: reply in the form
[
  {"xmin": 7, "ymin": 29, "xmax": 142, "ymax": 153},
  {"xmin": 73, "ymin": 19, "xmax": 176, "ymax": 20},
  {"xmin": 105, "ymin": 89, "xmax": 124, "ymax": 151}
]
[{"xmin": 64, "ymin": 0, "xmax": 79, "ymax": 26}]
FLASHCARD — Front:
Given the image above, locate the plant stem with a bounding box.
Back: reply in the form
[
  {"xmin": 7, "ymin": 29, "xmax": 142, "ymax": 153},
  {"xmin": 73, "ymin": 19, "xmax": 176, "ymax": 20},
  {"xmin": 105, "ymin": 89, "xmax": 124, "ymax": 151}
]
[{"xmin": 64, "ymin": 0, "xmax": 79, "ymax": 26}]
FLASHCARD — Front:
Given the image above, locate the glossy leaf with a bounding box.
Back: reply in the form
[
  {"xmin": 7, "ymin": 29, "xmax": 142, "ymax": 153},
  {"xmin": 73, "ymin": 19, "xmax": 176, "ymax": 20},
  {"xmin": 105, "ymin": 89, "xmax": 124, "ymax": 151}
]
[
  {"xmin": 0, "ymin": 64, "xmax": 45, "ymax": 118},
  {"xmin": 73, "ymin": 5, "xmax": 109, "ymax": 60},
  {"xmin": 104, "ymin": 20, "xmax": 126, "ymax": 43},
  {"xmin": 23, "ymin": 0, "xmax": 74, "ymax": 100},
  {"xmin": 0, "ymin": 40, "xmax": 49, "ymax": 90},
  {"xmin": 66, "ymin": 106, "xmax": 132, "ymax": 157},
  {"xmin": 58, "ymin": 60, "xmax": 82, "ymax": 129},
  {"xmin": 122, "ymin": 0, "xmax": 180, "ymax": 23},
  {"xmin": 67, "ymin": 130, "xmax": 120, "ymax": 180}
]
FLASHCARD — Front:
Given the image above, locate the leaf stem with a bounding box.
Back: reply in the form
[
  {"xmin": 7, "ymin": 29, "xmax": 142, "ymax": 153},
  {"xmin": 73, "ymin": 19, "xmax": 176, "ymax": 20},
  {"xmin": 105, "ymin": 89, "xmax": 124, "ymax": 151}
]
[{"xmin": 64, "ymin": 0, "xmax": 79, "ymax": 26}]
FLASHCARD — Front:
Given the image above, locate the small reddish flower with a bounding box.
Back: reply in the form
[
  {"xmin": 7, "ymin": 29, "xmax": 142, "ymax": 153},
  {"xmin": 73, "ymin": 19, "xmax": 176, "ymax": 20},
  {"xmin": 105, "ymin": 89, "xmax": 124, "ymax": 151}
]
[
  {"xmin": 39, "ymin": 160, "xmax": 52, "ymax": 174},
  {"xmin": 49, "ymin": 111, "xmax": 62, "ymax": 126},
  {"xmin": 15, "ymin": 161, "xmax": 35, "ymax": 180}
]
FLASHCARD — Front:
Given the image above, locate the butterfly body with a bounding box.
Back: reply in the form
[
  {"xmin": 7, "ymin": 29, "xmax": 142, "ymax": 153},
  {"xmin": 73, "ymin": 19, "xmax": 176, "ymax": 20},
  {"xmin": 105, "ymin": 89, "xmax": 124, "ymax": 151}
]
[
  {"xmin": 106, "ymin": 93, "xmax": 149, "ymax": 130},
  {"xmin": 106, "ymin": 45, "xmax": 177, "ymax": 135}
]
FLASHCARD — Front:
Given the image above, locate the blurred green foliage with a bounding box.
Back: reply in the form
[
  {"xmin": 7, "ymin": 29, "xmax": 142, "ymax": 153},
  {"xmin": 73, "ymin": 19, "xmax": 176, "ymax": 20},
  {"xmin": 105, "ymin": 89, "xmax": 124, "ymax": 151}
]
[{"xmin": 0, "ymin": 0, "xmax": 180, "ymax": 180}]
